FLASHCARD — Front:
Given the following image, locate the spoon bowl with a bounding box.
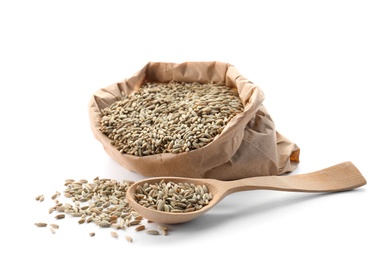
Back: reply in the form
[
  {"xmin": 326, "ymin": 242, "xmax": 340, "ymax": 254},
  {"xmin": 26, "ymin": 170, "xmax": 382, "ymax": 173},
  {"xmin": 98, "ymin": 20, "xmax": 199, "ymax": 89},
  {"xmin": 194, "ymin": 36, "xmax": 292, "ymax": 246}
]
[
  {"xmin": 127, "ymin": 176, "xmax": 223, "ymax": 224},
  {"xmin": 126, "ymin": 161, "xmax": 366, "ymax": 224}
]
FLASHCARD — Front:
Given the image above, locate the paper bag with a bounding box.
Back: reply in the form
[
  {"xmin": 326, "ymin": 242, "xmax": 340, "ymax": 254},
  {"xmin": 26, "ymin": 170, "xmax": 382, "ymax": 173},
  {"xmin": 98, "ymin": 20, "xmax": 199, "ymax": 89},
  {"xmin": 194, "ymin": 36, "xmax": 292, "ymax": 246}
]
[{"xmin": 89, "ymin": 61, "xmax": 300, "ymax": 180}]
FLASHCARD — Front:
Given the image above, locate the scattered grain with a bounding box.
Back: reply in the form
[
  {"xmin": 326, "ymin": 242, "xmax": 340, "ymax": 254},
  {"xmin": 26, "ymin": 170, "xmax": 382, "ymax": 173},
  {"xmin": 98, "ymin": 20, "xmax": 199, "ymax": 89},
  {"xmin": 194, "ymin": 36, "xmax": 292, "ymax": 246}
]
[
  {"xmin": 55, "ymin": 214, "xmax": 65, "ymax": 219},
  {"xmin": 125, "ymin": 235, "xmax": 133, "ymax": 243},
  {"xmin": 135, "ymin": 225, "xmax": 145, "ymax": 231},
  {"xmin": 36, "ymin": 176, "xmax": 172, "ymax": 242},
  {"xmin": 158, "ymin": 225, "xmax": 169, "ymax": 236},
  {"xmin": 35, "ymin": 222, "xmax": 47, "ymax": 227},
  {"xmin": 50, "ymin": 224, "xmax": 59, "ymax": 229},
  {"xmin": 51, "ymin": 191, "xmax": 60, "ymax": 200},
  {"xmin": 146, "ymin": 229, "xmax": 160, "ymax": 235}
]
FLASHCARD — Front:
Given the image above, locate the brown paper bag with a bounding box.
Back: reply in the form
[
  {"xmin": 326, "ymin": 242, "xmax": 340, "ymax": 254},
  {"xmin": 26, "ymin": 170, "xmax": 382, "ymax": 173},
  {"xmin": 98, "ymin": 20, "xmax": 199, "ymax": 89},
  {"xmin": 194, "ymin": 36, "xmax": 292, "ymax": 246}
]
[{"xmin": 88, "ymin": 61, "xmax": 300, "ymax": 180}]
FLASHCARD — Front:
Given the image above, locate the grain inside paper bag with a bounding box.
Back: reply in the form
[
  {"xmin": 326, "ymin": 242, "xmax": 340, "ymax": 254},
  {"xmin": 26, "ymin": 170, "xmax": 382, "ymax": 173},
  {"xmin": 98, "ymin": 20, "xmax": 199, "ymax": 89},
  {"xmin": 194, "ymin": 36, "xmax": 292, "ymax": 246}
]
[{"xmin": 99, "ymin": 81, "xmax": 244, "ymax": 156}]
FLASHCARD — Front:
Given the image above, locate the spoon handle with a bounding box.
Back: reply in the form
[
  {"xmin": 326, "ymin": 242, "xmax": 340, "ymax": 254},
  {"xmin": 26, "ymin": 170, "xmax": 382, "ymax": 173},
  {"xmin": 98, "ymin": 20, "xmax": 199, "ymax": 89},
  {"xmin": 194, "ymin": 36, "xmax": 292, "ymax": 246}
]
[{"xmin": 223, "ymin": 161, "xmax": 367, "ymax": 195}]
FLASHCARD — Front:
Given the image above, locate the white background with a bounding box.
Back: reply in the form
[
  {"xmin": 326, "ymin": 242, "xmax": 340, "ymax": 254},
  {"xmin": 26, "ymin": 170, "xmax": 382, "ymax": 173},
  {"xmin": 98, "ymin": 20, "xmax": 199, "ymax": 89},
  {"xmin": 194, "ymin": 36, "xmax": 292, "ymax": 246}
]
[{"xmin": 1, "ymin": 0, "xmax": 389, "ymax": 259}]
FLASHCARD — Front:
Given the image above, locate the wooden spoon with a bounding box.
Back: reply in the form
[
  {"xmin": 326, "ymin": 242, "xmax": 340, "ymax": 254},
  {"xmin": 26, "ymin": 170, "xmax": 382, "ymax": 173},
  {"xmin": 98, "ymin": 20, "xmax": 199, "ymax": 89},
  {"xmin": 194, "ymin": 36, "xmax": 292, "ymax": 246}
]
[{"xmin": 126, "ymin": 161, "xmax": 366, "ymax": 224}]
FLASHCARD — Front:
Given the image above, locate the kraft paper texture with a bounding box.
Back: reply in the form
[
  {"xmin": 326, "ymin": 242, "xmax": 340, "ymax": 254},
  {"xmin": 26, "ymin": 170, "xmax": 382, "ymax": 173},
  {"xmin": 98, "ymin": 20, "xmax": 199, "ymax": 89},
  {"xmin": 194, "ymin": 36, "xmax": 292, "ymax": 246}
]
[{"xmin": 89, "ymin": 61, "xmax": 300, "ymax": 180}]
